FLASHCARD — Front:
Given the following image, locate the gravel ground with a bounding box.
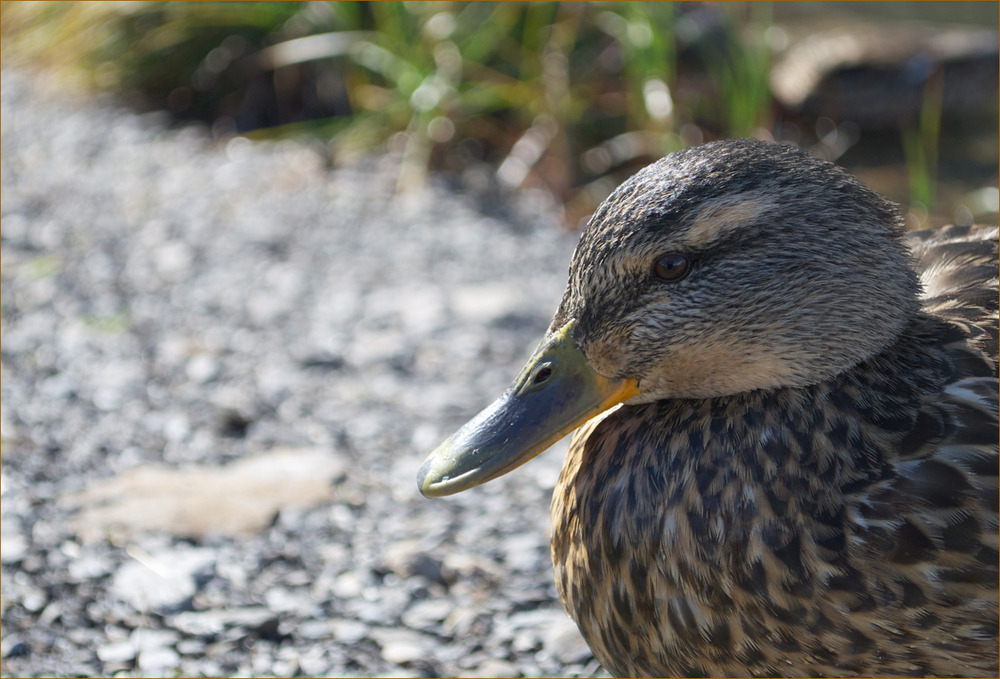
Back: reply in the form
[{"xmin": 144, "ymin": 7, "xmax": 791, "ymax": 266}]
[{"xmin": 0, "ymin": 69, "xmax": 609, "ymax": 678}]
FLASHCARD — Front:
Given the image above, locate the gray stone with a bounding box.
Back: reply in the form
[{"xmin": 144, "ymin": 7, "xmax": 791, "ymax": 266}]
[
  {"xmin": 137, "ymin": 645, "xmax": 181, "ymax": 673},
  {"xmin": 465, "ymin": 657, "xmax": 521, "ymax": 678},
  {"xmin": 296, "ymin": 647, "xmax": 330, "ymax": 676},
  {"xmin": 296, "ymin": 619, "xmax": 333, "ymax": 640},
  {"xmin": 68, "ymin": 553, "xmax": 112, "ymax": 581},
  {"xmin": 370, "ymin": 628, "xmax": 435, "ymax": 665},
  {"xmin": 171, "ymin": 611, "xmax": 227, "ymax": 637},
  {"xmin": 329, "ymin": 619, "xmax": 369, "ymax": 645},
  {"xmin": 264, "ymin": 587, "xmax": 316, "ymax": 615},
  {"xmin": 131, "ymin": 628, "xmax": 180, "ymax": 651},
  {"xmin": 0, "ymin": 527, "xmax": 27, "ymax": 564},
  {"xmin": 112, "ymin": 547, "xmax": 215, "ymax": 611},
  {"xmin": 185, "ymin": 353, "xmax": 220, "ymax": 383},
  {"xmin": 175, "ymin": 638, "xmax": 206, "ymax": 656},
  {"xmin": 543, "ymin": 614, "xmax": 594, "ymax": 665},
  {"xmin": 97, "ymin": 641, "xmax": 137, "ymax": 664},
  {"xmin": 1, "ymin": 635, "xmax": 29, "ymax": 659},
  {"xmin": 19, "ymin": 585, "xmax": 47, "ymax": 613},
  {"xmin": 401, "ymin": 598, "xmax": 455, "ymax": 631},
  {"xmin": 172, "ymin": 607, "xmax": 277, "ymax": 637}
]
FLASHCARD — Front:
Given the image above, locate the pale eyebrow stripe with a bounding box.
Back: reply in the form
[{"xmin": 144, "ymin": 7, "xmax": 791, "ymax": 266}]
[{"xmin": 683, "ymin": 192, "xmax": 778, "ymax": 248}]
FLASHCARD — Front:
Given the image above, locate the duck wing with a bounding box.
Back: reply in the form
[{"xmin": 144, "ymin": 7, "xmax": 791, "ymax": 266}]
[
  {"xmin": 909, "ymin": 224, "xmax": 998, "ymax": 372},
  {"xmin": 877, "ymin": 224, "xmax": 999, "ymax": 674}
]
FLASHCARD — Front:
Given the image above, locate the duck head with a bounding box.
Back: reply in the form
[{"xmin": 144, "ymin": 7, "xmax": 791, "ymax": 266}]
[{"xmin": 419, "ymin": 138, "xmax": 919, "ymax": 497}]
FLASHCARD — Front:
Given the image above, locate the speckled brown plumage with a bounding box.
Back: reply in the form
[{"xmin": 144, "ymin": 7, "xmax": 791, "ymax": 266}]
[
  {"xmin": 546, "ymin": 142, "xmax": 998, "ymax": 677},
  {"xmin": 551, "ymin": 308, "xmax": 998, "ymax": 676},
  {"xmin": 421, "ymin": 139, "xmax": 999, "ymax": 677}
]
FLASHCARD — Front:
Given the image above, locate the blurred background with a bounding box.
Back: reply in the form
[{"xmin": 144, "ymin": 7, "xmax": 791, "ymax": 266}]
[{"xmin": 3, "ymin": 0, "xmax": 998, "ymax": 228}]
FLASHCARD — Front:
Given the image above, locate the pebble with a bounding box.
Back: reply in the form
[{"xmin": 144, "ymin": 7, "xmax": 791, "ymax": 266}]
[
  {"xmin": 465, "ymin": 657, "xmax": 522, "ymax": 678},
  {"xmin": 330, "ymin": 571, "xmax": 364, "ymax": 599},
  {"xmin": 395, "ymin": 547, "xmax": 447, "ymax": 585},
  {"xmin": 137, "ymin": 645, "xmax": 181, "ymax": 673},
  {"xmin": 296, "ymin": 646, "xmax": 330, "ymax": 676},
  {"xmin": 264, "ymin": 587, "xmax": 316, "ymax": 616},
  {"xmin": 1, "ymin": 635, "xmax": 29, "ymax": 659},
  {"xmin": 68, "ymin": 553, "xmax": 112, "ymax": 581},
  {"xmin": 19, "ymin": 585, "xmax": 47, "ymax": 613},
  {"xmin": 131, "ymin": 627, "xmax": 180, "ymax": 652},
  {"xmin": 329, "ymin": 618, "xmax": 369, "ymax": 644},
  {"xmin": 400, "ymin": 598, "xmax": 455, "ymax": 631},
  {"xmin": 172, "ymin": 607, "xmax": 278, "ymax": 637},
  {"xmin": 185, "ymin": 353, "xmax": 220, "ymax": 383},
  {"xmin": 170, "ymin": 611, "xmax": 225, "ymax": 637},
  {"xmin": 371, "ymin": 628, "xmax": 437, "ymax": 665},
  {"xmin": 175, "ymin": 638, "xmax": 206, "ymax": 656},
  {"xmin": 0, "ymin": 527, "xmax": 27, "ymax": 564},
  {"xmin": 112, "ymin": 547, "xmax": 216, "ymax": 611},
  {"xmin": 97, "ymin": 641, "xmax": 137, "ymax": 664},
  {"xmin": 544, "ymin": 614, "xmax": 596, "ymax": 665},
  {"xmin": 296, "ymin": 619, "xmax": 333, "ymax": 640}
]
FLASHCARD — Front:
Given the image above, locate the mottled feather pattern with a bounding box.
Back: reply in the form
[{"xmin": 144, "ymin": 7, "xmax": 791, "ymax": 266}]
[
  {"xmin": 553, "ymin": 312, "xmax": 998, "ymax": 676},
  {"xmin": 910, "ymin": 224, "xmax": 999, "ymax": 373},
  {"xmin": 546, "ymin": 143, "xmax": 998, "ymax": 677}
]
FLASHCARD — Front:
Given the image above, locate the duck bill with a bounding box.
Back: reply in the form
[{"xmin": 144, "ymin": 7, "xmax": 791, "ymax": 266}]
[{"xmin": 418, "ymin": 321, "xmax": 640, "ymax": 497}]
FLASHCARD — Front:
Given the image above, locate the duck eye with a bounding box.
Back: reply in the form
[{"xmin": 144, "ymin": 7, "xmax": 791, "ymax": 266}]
[
  {"xmin": 653, "ymin": 254, "xmax": 689, "ymax": 281},
  {"xmin": 533, "ymin": 365, "xmax": 553, "ymax": 384}
]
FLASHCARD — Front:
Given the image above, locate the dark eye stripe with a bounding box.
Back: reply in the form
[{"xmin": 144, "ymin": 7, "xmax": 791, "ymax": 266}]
[{"xmin": 653, "ymin": 254, "xmax": 690, "ymax": 281}]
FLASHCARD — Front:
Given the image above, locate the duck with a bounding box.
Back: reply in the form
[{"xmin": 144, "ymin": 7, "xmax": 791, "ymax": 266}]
[{"xmin": 418, "ymin": 138, "xmax": 999, "ymax": 677}]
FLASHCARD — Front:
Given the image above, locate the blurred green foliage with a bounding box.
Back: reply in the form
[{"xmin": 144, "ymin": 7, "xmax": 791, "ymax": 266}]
[
  {"xmin": 2, "ymin": 1, "xmax": 997, "ymax": 225},
  {"xmin": 901, "ymin": 70, "xmax": 944, "ymax": 213},
  {"xmin": 1, "ymin": 1, "xmax": 779, "ymax": 215}
]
